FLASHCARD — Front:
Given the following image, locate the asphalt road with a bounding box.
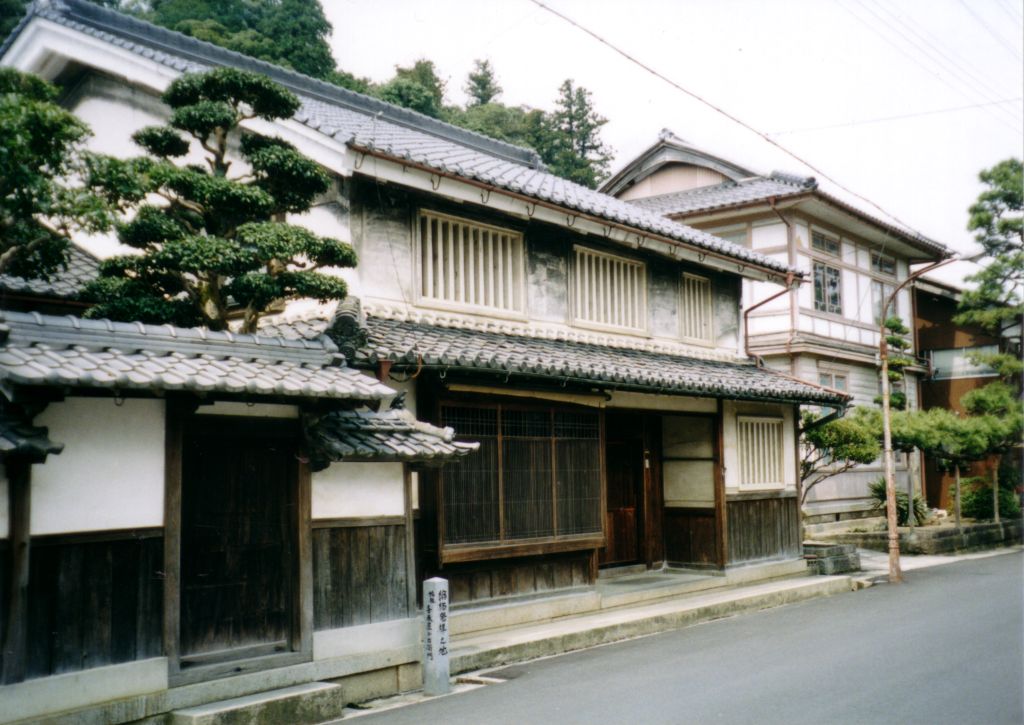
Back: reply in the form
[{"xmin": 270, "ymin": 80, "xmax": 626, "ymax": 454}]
[{"xmin": 356, "ymin": 551, "xmax": 1023, "ymax": 725}]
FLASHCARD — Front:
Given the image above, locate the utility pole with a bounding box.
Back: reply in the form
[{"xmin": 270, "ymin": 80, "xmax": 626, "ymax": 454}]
[{"xmin": 879, "ymin": 257, "xmax": 956, "ymax": 584}]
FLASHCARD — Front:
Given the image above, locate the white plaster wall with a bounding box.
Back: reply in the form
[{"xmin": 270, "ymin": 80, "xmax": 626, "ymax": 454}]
[
  {"xmin": 722, "ymin": 401, "xmax": 796, "ymax": 492},
  {"xmin": 312, "ymin": 462, "xmax": 405, "ymax": 519},
  {"xmin": 31, "ymin": 398, "xmax": 165, "ymax": 534},
  {"xmin": 751, "ymin": 221, "xmax": 786, "ymax": 250}
]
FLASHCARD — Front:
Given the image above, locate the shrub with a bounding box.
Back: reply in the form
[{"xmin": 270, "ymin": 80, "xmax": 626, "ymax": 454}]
[
  {"xmin": 960, "ymin": 476, "xmax": 1022, "ymax": 520},
  {"xmin": 869, "ymin": 477, "xmax": 928, "ymax": 526}
]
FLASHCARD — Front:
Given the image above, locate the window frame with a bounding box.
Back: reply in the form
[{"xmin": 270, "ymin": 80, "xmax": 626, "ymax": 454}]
[
  {"xmin": 872, "ymin": 279, "xmax": 898, "ymax": 325},
  {"xmin": 811, "ymin": 230, "xmax": 841, "ymax": 256},
  {"xmin": 436, "ymin": 399, "xmax": 606, "ymax": 563},
  {"xmin": 871, "ymin": 251, "xmax": 897, "ymax": 277},
  {"xmin": 736, "ymin": 415, "xmax": 786, "ymax": 490},
  {"xmin": 679, "ymin": 272, "xmax": 715, "ymax": 345},
  {"xmin": 414, "ymin": 209, "xmax": 528, "ymax": 320},
  {"xmin": 572, "ymin": 245, "xmax": 648, "ymax": 335},
  {"xmin": 813, "ymin": 261, "xmax": 844, "ymax": 315}
]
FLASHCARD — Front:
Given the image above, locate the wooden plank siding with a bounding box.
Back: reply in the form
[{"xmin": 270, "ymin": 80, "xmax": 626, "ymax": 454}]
[
  {"xmin": 25, "ymin": 532, "xmax": 163, "ymax": 679},
  {"xmin": 312, "ymin": 524, "xmax": 410, "ymax": 630},
  {"xmin": 442, "ymin": 551, "xmax": 593, "ymax": 605},
  {"xmin": 663, "ymin": 508, "xmax": 718, "ymax": 567},
  {"xmin": 726, "ymin": 496, "xmax": 801, "ymax": 564}
]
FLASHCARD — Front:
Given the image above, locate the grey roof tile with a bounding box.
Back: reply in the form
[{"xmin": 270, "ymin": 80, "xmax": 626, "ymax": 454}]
[
  {"xmin": 0, "ymin": 243, "xmax": 100, "ymax": 299},
  {"xmin": 261, "ymin": 309, "xmax": 846, "ymax": 405},
  {"xmin": 627, "ymin": 176, "xmax": 813, "ymax": 216},
  {"xmin": 14, "ymin": 0, "xmax": 796, "ymax": 279},
  {"xmin": 304, "ymin": 408, "xmax": 479, "ymax": 470},
  {"xmin": 0, "ymin": 405, "xmax": 63, "ymax": 462},
  {"xmin": 0, "ymin": 310, "xmax": 392, "ymax": 401}
]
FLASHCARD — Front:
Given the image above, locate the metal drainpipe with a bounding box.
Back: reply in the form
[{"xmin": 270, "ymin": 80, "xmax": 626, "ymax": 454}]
[
  {"xmin": 743, "ymin": 272, "xmax": 795, "ymax": 367},
  {"xmin": 768, "ymin": 197, "xmax": 799, "ymax": 374}
]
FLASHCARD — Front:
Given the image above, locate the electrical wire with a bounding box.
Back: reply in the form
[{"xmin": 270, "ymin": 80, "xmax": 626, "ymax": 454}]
[
  {"xmin": 527, "ymin": 0, "xmax": 945, "ymax": 240},
  {"xmin": 768, "ymin": 97, "xmax": 1023, "ymax": 136},
  {"xmin": 862, "ymin": 0, "xmax": 1022, "ymax": 128},
  {"xmin": 956, "ymin": 0, "xmax": 1024, "ymax": 62},
  {"xmin": 836, "ymin": 0, "xmax": 1021, "ymax": 135}
]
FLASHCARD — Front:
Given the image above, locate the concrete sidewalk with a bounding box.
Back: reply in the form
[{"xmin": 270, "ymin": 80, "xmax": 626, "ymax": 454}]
[{"xmin": 855, "ymin": 543, "xmax": 1023, "ymax": 583}]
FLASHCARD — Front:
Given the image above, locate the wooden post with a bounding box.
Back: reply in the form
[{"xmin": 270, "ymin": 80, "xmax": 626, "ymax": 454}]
[
  {"xmin": 2, "ymin": 458, "xmax": 30, "ymax": 684},
  {"xmin": 714, "ymin": 399, "xmax": 728, "ymax": 568},
  {"xmin": 992, "ymin": 464, "xmax": 1000, "ymax": 524}
]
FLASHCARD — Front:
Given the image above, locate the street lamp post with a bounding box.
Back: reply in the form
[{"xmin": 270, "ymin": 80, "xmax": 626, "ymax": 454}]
[{"xmin": 879, "ymin": 257, "xmax": 957, "ymax": 584}]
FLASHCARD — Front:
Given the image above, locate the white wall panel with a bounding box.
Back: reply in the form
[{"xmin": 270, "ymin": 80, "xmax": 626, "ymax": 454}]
[
  {"xmin": 32, "ymin": 398, "xmax": 165, "ymax": 534},
  {"xmin": 312, "ymin": 462, "xmax": 405, "ymax": 518}
]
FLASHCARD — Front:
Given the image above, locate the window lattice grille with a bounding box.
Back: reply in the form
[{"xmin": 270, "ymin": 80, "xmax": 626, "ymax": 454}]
[
  {"xmin": 573, "ymin": 246, "xmax": 646, "ymax": 332},
  {"xmin": 737, "ymin": 417, "xmax": 784, "ymax": 487},
  {"xmin": 418, "ymin": 211, "xmax": 524, "ymax": 314},
  {"xmin": 681, "ymin": 273, "xmax": 713, "ymax": 342}
]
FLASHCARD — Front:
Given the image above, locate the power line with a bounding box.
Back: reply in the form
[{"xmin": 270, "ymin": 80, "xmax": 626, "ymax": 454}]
[
  {"xmin": 767, "ymin": 97, "xmax": 1023, "ymax": 136},
  {"xmin": 864, "ymin": 0, "xmax": 1022, "ymax": 128},
  {"xmin": 956, "ymin": 0, "xmax": 1024, "ymax": 61},
  {"xmin": 837, "ymin": 0, "xmax": 1021, "ymax": 135},
  {"xmin": 527, "ymin": 0, "xmax": 962, "ymax": 240}
]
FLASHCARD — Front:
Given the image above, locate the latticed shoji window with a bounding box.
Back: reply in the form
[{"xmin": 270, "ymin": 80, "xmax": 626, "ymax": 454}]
[
  {"xmin": 737, "ymin": 416, "xmax": 785, "ymax": 487},
  {"xmin": 417, "ymin": 211, "xmax": 525, "ymax": 315},
  {"xmin": 680, "ymin": 273, "xmax": 713, "ymax": 343},
  {"xmin": 573, "ymin": 246, "xmax": 647, "ymax": 333}
]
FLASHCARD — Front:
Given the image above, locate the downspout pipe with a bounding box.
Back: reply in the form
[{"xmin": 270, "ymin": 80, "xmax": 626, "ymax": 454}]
[
  {"xmin": 743, "ymin": 271, "xmax": 795, "ymax": 368},
  {"xmin": 769, "ymin": 197, "xmax": 799, "ymax": 369}
]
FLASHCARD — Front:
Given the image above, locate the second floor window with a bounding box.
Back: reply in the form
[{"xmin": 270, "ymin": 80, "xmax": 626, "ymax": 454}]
[
  {"xmin": 814, "ymin": 262, "xmax": 843, "ymax": 315},
  {"xmin": 811, "ymin": 231, "xmax": 840, "ymax": 256},
  {"xmin": 872, "ymin": 280, "xmax": 897, "ymax": 325},
  {"xmin": 417, "ymin": 211, "xmax": 525, "ymax": 315},
  {"xmin": 573, "ymin": 246, "xmax": 647, "ymax": 333},
  {"xmin": 680, "ymin": 273, "xmax": 714, "ymax": 343},
  {"xmin": 871, "ymin": 252, "xmax": 897, "ymax": 276}
]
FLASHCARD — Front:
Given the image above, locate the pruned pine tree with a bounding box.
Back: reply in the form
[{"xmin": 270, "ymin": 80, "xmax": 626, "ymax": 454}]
[{"xmin": 85, "ymin": 67, "xmax": 356, "ymax": 333}]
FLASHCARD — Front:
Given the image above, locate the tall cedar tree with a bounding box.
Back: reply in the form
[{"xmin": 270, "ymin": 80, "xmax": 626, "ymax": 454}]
[
  {"xmin": 543, "ymin": 79, "xmax": 613, "ymax": 189},
  {"xmin": 464, "ymin": 59, "xmax": 502, "ymax": 106},
  {"xmin": 84, "ymin": 68, "xmax": 355, "ymax": 332},
  {"xmin": 955, "ymin": 158, "xmax": 1023, "ymax": 377},
  {"xmin": 0, "ymin": 69, "xmax": 113, "ymax": 278}
]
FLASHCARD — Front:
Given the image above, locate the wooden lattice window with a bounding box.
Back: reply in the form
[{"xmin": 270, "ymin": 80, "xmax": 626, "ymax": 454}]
[
  {"xmin": 680, "ymin": 273, "xmax": 713, "ymax": 343},
  {"xmin": 573, "ymin": 246, "xmax": 647, "ymax": 333},
  {"xmin": 417, "ymin": 211, "xmax": 525, "ymax": 315},
  {"xmin": 737, "ymin": 416, "xmax": 785, "ymax": 488},
  {"xmin": 439, "ymin": 403, "xmax": 603, "ymax": 558}
]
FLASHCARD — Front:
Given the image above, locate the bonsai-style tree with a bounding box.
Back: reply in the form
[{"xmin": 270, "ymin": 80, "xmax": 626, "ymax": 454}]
[
  {"xmin": 800, "ymin": 406, "xmax": 881, "ymax": 506},
  {"xmin": 0, "ymin": 69, "xmax": 113, "ymax": 278},
  {"xmin": 960, "ymin": 382, "xmax": 1024, "ymax": 522},
  {"xmin": 85, "ymin": 67, "xmax": 355, "ymax": 332}
]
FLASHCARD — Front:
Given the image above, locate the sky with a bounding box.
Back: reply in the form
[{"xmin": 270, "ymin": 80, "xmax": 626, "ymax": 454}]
[{"xmin": 323, "ymin": 0, "xmax": 1023, "ymax": 284}]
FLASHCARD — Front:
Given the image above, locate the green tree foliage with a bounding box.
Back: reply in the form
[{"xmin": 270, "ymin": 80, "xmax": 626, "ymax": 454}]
[
  {"xmin": 800, "ymin": 406, "xmax": 882, "ymax": 504},
  {"xmin": 541, "ymin": 79, "xmax": 613, "ymax": 188},
  {"xmin": 955, "ymin": 159, "xmax": 1023, "ymax": 369},
  {"xmin": 84, "ymin": 68, "xmax": 355, "ymax": 332},
  {"xmin": 378, "ymin": 59, "xmax": 447, "ymax": 118},
  {"xmin": 875, "ymin": 315, "xmax": 914, "ymax": 410},
  {"xmin": 464, "ymin": 59, "xmax": 502, "ymax": 107},
  {"xmin": 149, "ymin": 0, "xmax": 337, "ymax": 79},
  {"xmin": 0, "ymin": 0, "xmax": 27, "ymax": 40},
  {"xmin": 0, "ymin": 69, "xmax": 114, "ymax": 279}
]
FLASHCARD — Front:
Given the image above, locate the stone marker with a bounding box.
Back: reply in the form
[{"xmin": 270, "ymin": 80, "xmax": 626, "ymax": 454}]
[{"xmin": 423, "ymin": 577, "xmax": 451, "ymax": 696}]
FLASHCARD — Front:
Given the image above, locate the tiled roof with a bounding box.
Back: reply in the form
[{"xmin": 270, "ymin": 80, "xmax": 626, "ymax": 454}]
[
  {"xmin": 304, "ymin": 408, "xmax": 479, "ymax": 470},
  {"xmin": 627, "ymin": 172, "xmax": 950, "ymax": 258},
  {"xmin": 0, "ymin": 311, "xmax": 392, "ymax": 401},
  {"xmin": 0, "ymin": 405, "xmax": 63, "ymax": 462},
  {"xmin": 8, "ymin": 0, "xmax": 796, "ymax": 278},
  {"xmin": 263, "ymin": 308, "xmax": 846, "ymax": 405},
  {"xmin": 0, "ymin": 243, "xmax": 99, "ymax": 299},
  {"xmin": 627, "ymin": 174, "xmax": 815, "ymax": 216}
]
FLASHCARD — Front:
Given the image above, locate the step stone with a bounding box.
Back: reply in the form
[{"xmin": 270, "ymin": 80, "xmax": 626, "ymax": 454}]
[{"xmin": 170, "ymin": 682, "xmax": 343, "ymax": 725}]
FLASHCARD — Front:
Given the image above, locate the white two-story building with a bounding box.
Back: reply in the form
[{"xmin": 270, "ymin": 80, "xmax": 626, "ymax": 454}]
[{"xmin": 603, "ymin": 131, "xmax": 950, "ymax": 522}]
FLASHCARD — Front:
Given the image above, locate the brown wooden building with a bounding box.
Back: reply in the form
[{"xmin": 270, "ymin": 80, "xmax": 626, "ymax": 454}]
[{"xmin": 914, "ymin": 277, "xmax": 1003, "ymax": 508}]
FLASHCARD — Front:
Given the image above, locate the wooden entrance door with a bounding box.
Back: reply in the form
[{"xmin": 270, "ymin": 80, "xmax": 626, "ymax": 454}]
[
  {"xmin": 600, "ymin": 437, "xmax": 645, "ymax": 566},
  {"xmin": 179, "ymin": 419, "xmax": 298, "ymax": 665}
]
